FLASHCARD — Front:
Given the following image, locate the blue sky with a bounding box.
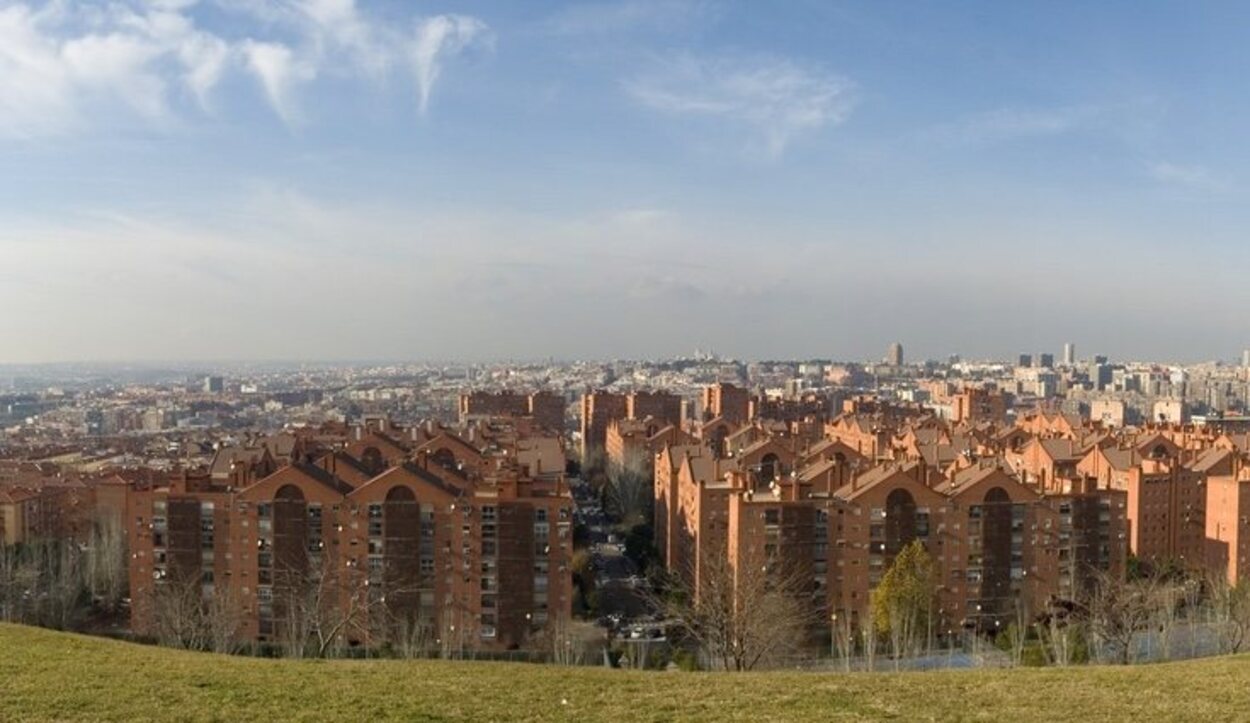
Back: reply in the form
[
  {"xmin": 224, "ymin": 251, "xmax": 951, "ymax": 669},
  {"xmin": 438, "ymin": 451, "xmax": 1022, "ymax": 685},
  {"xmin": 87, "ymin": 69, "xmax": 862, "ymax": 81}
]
[{"xmin": 3, "ymin": 0, "xmax": 1250, "ymax": 364}]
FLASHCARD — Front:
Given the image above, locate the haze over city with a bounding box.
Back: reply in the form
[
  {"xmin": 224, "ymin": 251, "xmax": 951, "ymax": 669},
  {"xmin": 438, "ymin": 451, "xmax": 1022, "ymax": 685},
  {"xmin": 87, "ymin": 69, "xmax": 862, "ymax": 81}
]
[{"xmin": 4, "ymin": 0, "xmax": 1250, "ymax": 363}]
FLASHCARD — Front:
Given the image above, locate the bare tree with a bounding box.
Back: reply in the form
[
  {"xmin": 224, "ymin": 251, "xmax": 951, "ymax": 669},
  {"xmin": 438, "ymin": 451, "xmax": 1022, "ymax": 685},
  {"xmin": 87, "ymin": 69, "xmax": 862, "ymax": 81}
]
[
  {"xmin": 859, "ymin": 606, "xmax": 877, "ymax": 672},
  {"xmin": 1000, "ymin": 602, "xmax": 1030, "ymax": 667},
  {"xmin": 205, "ymin": 584, "xmax": 244, "ymax": 654},
  {"xmin": 273, "ymin": 555, "xmax": 366, "ymax": 658},
  {"xmin": 604, "ymin": 456, "xmax": 653, "ymax": 528},
  {"xmin": 1035, "ymin": 597, "xmax": 1085, "ymax": 667},
  {"xmin": 275, "ymin": 551, "xmax": 439, "ymax": 659},
  {"xmin": 1086, "ymin": 572, "xmax": 1156, "ymax": 665},
  {"xmin": 152, "ymin": 576, "xmax": 211, "ymax": 651},
  {"xmin": 1205, "ymin": 572, "xmax": 1250, "ymax": 655},
  {"xmin": 5, "ymin": 540, "xmax": 90, "ymax": 632},
  {"xmin": 83, "ymin": 516, "xmax": 128, "ymax": 614},
  {"xmin": 437, "ymin": 600, "xmax": 475, "ymax": 660},
  {"xmin": 0, "ymin": 543, "xmax": 37, "ymax": 623},
  {"xmin": 830, "ymin": 611, "xmax": 855, "ymax": 672},
  {"xmin": 654, "ymin": 548, "xmax": 816, "ymax": 672},
  {"xmin": 383, "ymin": 613, "xmax": 438, "ymax": 659},
  {"xmin": 538, "ymin": 614, "xmax": 584, "ymax": 666},
  {"xmin": 1151, "ymin": 580, "xmax": 1183, "ymax": 662}
]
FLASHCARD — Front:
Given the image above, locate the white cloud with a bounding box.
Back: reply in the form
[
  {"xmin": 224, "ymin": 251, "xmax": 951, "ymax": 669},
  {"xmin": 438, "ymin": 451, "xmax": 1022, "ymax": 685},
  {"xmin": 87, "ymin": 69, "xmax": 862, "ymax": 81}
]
[
  {"xmin": 927, "ymin": 106, "xmax": 1096, "ymax": 145},
  {"xmin": 240, "ymin": 40, "xmax": 313, "ymax": 124},
  {"xmin": 411, "ymin": 15, "xmax": 492, "ymax": 114},
  {"xmin": 1149, "ymin": 162, "xmax": 1232, "ymax": 194},
  {"xmin": 178, "ymin": 31, "xmax": 230, "ymax": 108},
  {"xmin": 61, "ymin": 32, "xmax": 169, "ymax": 120},
  {"xmin": 626, "ymin": 54, "xmax": 854, "ymax": 157},
  {"xmin": 301, "ymin": 0, "xmax": 390, "ymax": 75},
  {"xmin": 0, "ymin": 4, "xmax": 77, "ymax": 137},
  {"xmin": 0, "ymin": 1, "xmax": 491, "ymax": 136}
]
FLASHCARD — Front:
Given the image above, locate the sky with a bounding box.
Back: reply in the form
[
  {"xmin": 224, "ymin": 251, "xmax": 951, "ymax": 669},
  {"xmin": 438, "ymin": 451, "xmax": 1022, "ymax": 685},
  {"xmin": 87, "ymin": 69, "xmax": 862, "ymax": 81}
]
[{"xmin": 3, "ymin": 0, "xmax": 1250, "ymax": 365}]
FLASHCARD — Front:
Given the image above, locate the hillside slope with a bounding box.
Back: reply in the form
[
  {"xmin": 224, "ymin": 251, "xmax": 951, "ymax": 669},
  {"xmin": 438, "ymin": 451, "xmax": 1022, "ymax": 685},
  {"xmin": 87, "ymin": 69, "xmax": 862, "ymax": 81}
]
[{"xmin": 0, "ymin": 624, "xmax": 1246, "ymax": 721}]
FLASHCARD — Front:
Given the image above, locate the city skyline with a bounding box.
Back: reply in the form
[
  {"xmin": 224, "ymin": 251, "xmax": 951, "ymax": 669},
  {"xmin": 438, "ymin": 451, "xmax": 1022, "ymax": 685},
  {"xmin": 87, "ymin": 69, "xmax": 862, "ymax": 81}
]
[
  {"xmin": 5, "ymin": 342, "xmax": 1250, "ymax": 369},
  {"xmin": 7, "ymin": 1, "xmax": 1250, "ymax": 363}
]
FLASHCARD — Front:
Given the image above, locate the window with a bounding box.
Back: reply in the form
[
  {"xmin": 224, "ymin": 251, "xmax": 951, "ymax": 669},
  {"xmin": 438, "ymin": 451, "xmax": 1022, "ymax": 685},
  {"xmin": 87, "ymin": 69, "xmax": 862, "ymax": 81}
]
[
  {"xmin": 200, "ymin": 504, "xmax": 215, "ymax": 550},
  {"xmin": 368, "ymin": 504, "xmax": 383, "ymax": 537}
]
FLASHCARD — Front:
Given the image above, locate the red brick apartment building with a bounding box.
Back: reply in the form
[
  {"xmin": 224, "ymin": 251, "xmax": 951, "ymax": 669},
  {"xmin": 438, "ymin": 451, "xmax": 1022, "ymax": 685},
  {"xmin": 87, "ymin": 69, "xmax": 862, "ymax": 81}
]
[
  {"xmin": 656, "ymin": 396, "xmax": 1137, "ymax": 636},
  {"xmin": 458, "ymin": 390, "xmax": 565, "ymax": 433},
  {"xmin": 580, "ymin": 389, "xmax": 682, "ymax": 461},
  {"xmin": 127, "ymin": 421, "xmax": 573, "ymax": 652}
]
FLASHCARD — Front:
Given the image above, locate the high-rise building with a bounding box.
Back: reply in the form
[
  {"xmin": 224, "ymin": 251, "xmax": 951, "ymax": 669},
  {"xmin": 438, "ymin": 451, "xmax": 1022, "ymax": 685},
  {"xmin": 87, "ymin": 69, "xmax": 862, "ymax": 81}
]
[
  {"xmin": 128, "ymin": 424, "xmax": 574, "ymax": 652},
  {"xmin": 886, "ymin": 342, "xmax": 904, "ymax": 367},
  {"xmin": 203, "ymin": 376, "xmax": 224, "ymax": 394},
  {"xmin": 1038, "ymin": 353, "xmax": 1055, "ymax": 369},
  {"xmin": 1242, "ymin": 349, "xmax": 1250, "ymax": 368},
  {"xmin": 626, "ymin": 390, "xmax": 683, "ymax": 428},
  {"xmin": 1063, "ymin": 343, "xmax": 1075, "ymax": 366},
  {"xmin": 579, "ymin": 390, "xmax": 628, "ymax": 459},
  {"xmin": 458, "ymin": 391, "xmax": 565, "ymax": 432},
  {"xmin": 701, "ymin": 382, "xmax": 751, "ymax": 424},
  {"xmin": 1018, "ymin": 354, "xmax": 1032, "ymax": 368}
]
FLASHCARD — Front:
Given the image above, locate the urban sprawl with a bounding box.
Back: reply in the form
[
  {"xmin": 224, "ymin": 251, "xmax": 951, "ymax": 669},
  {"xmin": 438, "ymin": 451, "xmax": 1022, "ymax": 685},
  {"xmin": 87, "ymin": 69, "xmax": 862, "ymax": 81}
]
[{"xmin": 4, "ymin": 344, "xmax": 1250, "ymax": 665}]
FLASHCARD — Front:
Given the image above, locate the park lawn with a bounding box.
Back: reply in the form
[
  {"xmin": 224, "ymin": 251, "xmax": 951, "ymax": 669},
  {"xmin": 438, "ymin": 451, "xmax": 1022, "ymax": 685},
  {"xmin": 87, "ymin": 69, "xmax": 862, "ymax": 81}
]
[{"xmin": 0, "ymin": 623, "xmax": 1245, "ymax": 721}]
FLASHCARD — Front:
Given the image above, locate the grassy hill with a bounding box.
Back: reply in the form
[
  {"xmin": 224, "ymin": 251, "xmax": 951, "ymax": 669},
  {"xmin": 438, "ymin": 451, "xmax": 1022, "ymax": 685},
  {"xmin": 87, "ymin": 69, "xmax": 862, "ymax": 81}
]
[{"xmin": 1, "ymin": 624, "xmax": 1247, "ymax": 722}]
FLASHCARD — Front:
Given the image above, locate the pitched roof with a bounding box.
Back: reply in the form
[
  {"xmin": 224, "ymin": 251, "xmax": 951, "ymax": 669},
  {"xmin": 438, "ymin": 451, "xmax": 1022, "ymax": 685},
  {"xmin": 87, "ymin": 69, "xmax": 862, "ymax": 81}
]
[
  {"xmin": 1038, "ymin": 438, "xmax": 1083, "ymax": 462},
  {"xmin": 1191, "ymin": 447, "xmax": 1234, "ymax": 475},
  {"xmin": 833, "ymin": 462, "xmax": 924, "ymax": 501}
]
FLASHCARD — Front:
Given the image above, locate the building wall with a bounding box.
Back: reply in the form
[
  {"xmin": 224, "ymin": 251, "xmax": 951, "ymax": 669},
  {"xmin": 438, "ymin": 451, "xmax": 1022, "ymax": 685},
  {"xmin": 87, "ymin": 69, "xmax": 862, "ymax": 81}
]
[
  {"xmin": 579, "ymin": 391, "xmax": 628, "ymax": 460},
  {"xmin": 702, "ymin": 383, "xmax": 750, "ymax": 425},
  {"xmin": 627, "ymin": 391, "xmax": 682, "ymax": 429},
  {"xmin": 127, "ymin": 463, "xmax": 573, "ymax": 653}
]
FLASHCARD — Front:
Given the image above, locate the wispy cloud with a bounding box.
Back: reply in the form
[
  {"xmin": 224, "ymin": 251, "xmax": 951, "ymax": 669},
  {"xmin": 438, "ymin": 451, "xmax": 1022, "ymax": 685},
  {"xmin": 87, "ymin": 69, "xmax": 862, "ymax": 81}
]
[
  {"xmin": 240, "ymin": 40, "xmax": 314, "ymax": 124},
  {"xmin": 0, "ymin": 0, "xmax": 491, "ymax": 135},
  {"xmin": 625, "ymin": 54, "xmax": 854, "ymax": 158},
  {"xmin": 927, "ymin": 106, "xmax": 1096, "ymax": 145},
  {"xmin": 411, "ymin": 15, "xmax": 493, "ymax": 114},
  {"xmin": 1149, "ymin": 162, "xmax": 1233, "ymax": 194}
]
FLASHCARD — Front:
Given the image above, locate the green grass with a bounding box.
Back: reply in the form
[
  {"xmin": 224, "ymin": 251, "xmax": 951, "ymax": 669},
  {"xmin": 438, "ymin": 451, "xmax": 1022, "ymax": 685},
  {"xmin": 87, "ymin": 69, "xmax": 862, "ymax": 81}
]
[{"xmin": 0, "ymin": 623, "xmax": 1246, "ymax": 722}]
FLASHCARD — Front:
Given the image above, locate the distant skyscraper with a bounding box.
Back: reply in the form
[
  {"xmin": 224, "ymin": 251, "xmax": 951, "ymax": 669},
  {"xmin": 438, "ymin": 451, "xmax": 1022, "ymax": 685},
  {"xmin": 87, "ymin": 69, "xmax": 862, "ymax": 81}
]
[
  {"xmin": 203, "ymin": 376, "xmax": 224, "ymax": 394},
  {"xmin": 886, "ymin": 342, "xmax": 904, "ymax": 366},
  {"xmin": 1094, "ymin": 363, "xmax": 1113, "ymax": 391},
  {"xmin": 1093, "ymin": 355, "xmax": 1108, "ymax": 365},
  {"xmin": 1018, "ymin": 354, "xmax": 1032, "ymax": 368},
  {"xmin": 1242, "ymin": 349, "xmax": 1250, "ymax": 368},
  {"xmin": 1063, "ymin": 343, "xmax": 1075, "ymax": 366},
  {"xmin": 1038, "ymin": 353, "xmax": 1055, "ymax": 369}
]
